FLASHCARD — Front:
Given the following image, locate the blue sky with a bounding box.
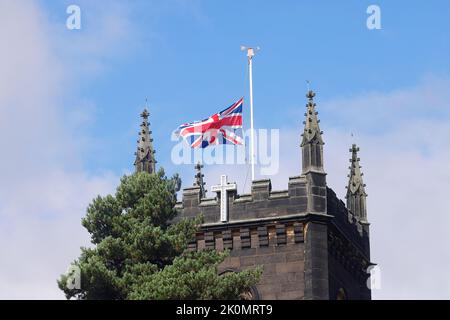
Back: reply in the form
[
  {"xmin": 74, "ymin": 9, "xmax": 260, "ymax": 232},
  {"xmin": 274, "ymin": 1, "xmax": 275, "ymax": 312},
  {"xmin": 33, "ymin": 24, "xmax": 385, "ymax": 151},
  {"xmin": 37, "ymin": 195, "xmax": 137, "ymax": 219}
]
[
  {"xmin": 42, "ymin": 0, "xmax": 450, "ymax": 176},
  {"xmin": 1, "ymin": 0, "xmax": 450, "ymax": 299}
]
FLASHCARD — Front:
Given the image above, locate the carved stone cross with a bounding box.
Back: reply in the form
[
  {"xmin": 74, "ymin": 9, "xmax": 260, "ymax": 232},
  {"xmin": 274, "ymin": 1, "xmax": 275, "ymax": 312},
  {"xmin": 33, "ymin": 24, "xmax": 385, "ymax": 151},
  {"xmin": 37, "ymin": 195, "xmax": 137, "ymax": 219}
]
[{"xmin": 211, "ymin": 175, "xmax": 237, "ymax": 222}]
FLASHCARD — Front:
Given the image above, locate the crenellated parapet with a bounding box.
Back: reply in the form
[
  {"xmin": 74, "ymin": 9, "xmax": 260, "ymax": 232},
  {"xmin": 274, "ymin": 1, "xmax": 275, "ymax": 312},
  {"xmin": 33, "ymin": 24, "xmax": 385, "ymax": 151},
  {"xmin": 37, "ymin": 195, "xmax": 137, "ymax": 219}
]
[
  {"xmin": 327, "ymin": 188, "xmax": 370, "ymax": 247},
  {"xmin": 176, "ymin": 176, "xmax": 311, "ymax": 225}
]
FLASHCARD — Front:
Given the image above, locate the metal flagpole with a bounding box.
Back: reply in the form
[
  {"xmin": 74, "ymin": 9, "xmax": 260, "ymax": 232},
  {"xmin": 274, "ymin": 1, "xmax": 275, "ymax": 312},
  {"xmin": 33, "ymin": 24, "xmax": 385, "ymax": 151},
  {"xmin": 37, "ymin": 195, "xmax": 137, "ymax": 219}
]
[{"xmin": 241, "ymin": 46, "xmax": 259, "ymax": 181}]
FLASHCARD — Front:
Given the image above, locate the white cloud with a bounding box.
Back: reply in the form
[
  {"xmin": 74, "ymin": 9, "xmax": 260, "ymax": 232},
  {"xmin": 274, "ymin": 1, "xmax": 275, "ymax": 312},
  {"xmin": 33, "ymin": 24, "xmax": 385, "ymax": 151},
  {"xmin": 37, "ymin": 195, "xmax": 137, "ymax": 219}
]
[
  {"xmin": 0, "ymin": 0, "xmax": 127, "ymax": 299},
  {"xmin": 0, "ymin": 171, "xmax": 118, "ymax": 299}
]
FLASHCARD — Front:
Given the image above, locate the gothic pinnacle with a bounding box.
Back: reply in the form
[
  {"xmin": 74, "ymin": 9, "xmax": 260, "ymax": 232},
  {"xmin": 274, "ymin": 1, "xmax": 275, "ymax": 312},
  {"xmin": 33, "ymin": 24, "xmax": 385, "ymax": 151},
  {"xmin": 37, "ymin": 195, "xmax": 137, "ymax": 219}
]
[
  {"xmin": 300, "ymin": 89, "xmax": 325, "ymax": 174},
  {"xmin": 345, "ymin": 144, "xmax": 368, "ymax": 222},
  {"xmin": 134, "ymin": 105, "xmax": 156, "ymax": 174},
  {"xmin": 301, "ymin": 90, "xmax": 324, "ymax": 147}
]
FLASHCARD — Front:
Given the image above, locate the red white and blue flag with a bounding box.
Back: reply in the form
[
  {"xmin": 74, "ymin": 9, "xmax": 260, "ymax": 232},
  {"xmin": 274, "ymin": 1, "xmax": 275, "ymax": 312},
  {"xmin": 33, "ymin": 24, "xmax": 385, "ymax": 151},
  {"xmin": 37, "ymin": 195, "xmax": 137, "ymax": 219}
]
[{"xmin": 175, "ymin": 98, "xmax": 244, "ymax": 148}]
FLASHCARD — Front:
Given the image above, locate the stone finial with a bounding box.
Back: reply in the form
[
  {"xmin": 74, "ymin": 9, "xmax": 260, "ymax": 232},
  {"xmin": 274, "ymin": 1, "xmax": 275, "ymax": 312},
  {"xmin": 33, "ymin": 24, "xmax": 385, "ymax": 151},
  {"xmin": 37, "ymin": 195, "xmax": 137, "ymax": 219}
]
[
  {"xmin": 345, "ymin": 144, "xmax": 368, "ymax": 223},
  {"xmin": 306, "ymin": 90, "xmax": 315, "ymax": 101},
  {"xmin": 194, "ymin": 162, "xmax": 207, "ymax": 198},
  {"xmin": 140, "ymin": 108, "xmax": 149, "ymax": 119},
  {"xmin": 134, "ymin": 106, "xmax": 157, "ymax": 174}
]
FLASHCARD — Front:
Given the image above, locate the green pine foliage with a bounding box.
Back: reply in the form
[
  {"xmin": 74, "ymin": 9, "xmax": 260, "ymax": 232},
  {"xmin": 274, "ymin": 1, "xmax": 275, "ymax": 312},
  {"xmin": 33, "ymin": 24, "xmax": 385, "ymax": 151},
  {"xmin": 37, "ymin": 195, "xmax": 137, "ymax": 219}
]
[{"xmin": 58, "ymin": 170, "xmax": 261, "ymax": 300}]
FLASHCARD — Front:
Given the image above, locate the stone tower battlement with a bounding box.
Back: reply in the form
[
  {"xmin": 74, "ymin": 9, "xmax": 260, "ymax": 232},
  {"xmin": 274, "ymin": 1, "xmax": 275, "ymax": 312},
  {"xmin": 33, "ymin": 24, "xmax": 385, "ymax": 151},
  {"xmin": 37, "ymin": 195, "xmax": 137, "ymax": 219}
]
[
  {"xmin": 177, "ymin": 176, "xmax": 315, "ymax": 224},
  {"xmin": 175, "ymin": 173, "xmax": 371, "ymax": 300},
  {"xmin": 176, "ymin": 177, "xmax": 368, "ymax": 246}
]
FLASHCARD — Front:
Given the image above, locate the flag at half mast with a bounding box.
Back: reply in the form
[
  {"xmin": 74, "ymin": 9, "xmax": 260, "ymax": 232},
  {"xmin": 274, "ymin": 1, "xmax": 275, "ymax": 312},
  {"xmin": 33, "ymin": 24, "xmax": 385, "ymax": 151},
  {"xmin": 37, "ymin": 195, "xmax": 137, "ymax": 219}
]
[{"xmin": 175, "ymin": 98, "xmax": 244, "ymax": 148}]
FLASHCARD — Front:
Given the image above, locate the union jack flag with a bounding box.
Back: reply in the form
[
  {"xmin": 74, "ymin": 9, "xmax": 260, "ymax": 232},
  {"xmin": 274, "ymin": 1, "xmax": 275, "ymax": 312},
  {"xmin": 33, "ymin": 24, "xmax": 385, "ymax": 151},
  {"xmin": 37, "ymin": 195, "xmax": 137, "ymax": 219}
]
[{"xmin": 175, "ymin": 98, "xmax": 244, "ymax": 148}]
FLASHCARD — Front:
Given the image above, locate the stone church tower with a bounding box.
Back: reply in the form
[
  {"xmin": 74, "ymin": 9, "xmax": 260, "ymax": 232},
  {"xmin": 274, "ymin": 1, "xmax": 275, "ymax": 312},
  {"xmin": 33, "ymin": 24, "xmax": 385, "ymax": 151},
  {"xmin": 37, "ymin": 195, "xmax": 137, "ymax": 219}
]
[{"xmin": 135, "ymin": 91, "xmax": 373, "ymax": 300}]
